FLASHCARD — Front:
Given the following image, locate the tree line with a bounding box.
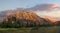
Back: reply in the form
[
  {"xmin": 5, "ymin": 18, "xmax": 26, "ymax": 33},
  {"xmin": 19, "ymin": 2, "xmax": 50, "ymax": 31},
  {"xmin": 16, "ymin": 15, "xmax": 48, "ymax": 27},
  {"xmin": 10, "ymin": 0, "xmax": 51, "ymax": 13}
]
[{"xmin": 0, "ymin": 17, "xmax": 60, "ymax": 28}]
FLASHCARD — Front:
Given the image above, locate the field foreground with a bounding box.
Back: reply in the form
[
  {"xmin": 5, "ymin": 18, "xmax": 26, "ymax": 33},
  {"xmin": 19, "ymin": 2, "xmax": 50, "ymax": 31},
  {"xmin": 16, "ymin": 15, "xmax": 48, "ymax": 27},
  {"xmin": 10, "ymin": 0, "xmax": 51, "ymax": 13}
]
[{"xmin": 0, "ymin": 26, "xmax": 60, "ymax": 33}]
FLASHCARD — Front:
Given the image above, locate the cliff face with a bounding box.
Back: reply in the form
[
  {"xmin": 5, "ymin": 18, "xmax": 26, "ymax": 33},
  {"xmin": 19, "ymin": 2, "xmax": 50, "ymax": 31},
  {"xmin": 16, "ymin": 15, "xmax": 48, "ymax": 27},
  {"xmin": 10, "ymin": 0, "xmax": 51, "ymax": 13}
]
[{"xmin": 5, "ymin": 10, "xmax": 40, "ymax": 22}]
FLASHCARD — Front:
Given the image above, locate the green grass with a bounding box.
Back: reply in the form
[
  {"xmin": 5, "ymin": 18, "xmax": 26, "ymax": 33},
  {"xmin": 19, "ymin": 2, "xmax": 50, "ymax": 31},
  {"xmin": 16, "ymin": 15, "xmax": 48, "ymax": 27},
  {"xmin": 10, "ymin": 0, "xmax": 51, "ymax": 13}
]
[{"xmin": 0, "ymin": 26, "xmax": 59, "ymax": 33}]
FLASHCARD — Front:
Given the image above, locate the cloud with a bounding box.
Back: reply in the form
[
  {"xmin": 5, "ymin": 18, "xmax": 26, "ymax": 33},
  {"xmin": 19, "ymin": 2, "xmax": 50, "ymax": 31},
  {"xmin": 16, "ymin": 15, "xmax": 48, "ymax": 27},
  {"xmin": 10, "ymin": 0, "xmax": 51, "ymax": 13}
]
[{"xmin": 27, "ymin": 3, "xmax": 58, "ymax": 11}]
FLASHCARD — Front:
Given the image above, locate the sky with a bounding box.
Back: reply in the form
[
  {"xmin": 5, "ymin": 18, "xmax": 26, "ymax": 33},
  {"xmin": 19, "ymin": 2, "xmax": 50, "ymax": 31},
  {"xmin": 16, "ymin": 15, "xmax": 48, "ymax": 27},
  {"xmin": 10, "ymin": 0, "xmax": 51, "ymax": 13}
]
[{"xmin": 0, "ymin": 0, "xmax": 60, "ymax": 11}]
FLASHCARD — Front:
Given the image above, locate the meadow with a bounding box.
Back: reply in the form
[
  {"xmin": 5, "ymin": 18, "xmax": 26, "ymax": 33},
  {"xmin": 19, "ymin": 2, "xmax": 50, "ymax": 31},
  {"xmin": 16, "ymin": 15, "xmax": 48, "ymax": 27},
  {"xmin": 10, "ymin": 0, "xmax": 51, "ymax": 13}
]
[{"xmin": 0, "ymin": 26, "xmax": 59, "ymax": 33}]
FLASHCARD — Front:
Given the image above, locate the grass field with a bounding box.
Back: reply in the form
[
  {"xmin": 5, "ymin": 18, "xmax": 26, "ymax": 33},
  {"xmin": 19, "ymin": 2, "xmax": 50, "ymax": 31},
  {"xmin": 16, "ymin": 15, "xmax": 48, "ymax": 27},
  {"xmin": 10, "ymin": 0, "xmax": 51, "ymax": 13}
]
[{"xmin": 0, "ymin": 26, "xmax": 60, "ymax": 33}]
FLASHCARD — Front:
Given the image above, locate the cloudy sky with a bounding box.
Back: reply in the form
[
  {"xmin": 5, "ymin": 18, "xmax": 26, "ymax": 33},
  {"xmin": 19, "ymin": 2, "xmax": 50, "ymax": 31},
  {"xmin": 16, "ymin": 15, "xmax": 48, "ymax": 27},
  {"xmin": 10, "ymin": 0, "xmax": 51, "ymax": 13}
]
[
  {"xmin": 0, "ymin": 0, "xmax": 60, "ymax": 11},
  {"xmin": 0, "ymin": 0, "xmax": 60, "ymax": 20}
]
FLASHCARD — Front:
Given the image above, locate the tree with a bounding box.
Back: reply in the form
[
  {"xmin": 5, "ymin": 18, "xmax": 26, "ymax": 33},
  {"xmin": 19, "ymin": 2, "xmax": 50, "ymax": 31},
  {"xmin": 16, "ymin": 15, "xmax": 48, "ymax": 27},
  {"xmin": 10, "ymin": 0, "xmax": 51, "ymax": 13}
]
[{"xmin": 1, "ymin": 21, "xmax": 7, "ymax": 28}]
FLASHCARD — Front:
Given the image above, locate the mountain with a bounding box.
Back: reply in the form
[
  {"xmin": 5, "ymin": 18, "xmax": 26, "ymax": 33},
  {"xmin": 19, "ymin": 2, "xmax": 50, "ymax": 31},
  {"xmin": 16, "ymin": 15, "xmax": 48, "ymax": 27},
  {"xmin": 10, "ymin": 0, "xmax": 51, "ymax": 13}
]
[
  {"xmin": 0, "ymin": 10, "xmax": 57, "ymax": 25},
  {"xmin": 4, "ymin": 10, "xmax": 42, "ymax": 22},
  {"xmin": 3, "ymin": 10, "xmax": 53, "ymax": 26}
]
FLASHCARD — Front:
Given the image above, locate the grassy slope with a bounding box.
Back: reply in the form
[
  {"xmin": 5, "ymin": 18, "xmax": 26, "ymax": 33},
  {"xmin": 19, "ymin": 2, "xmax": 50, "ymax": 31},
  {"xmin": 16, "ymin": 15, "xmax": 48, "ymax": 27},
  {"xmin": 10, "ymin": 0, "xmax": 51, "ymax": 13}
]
[{"xmin": 0, "ymin": 26, "xmax": 59, "ymax": 33}]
